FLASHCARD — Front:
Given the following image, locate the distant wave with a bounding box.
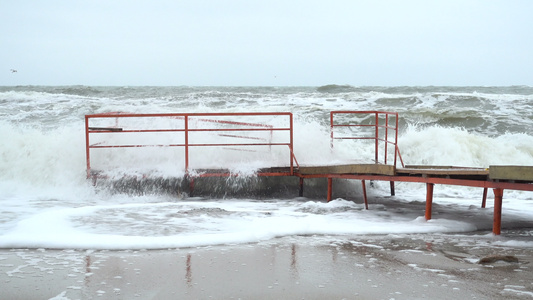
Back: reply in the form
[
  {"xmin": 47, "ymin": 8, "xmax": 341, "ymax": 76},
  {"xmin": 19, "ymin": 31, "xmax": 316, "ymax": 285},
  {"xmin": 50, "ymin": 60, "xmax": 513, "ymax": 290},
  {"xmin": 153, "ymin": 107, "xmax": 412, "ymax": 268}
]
[
  {"xmin": 52, "ymin": 85, "xmax": 104, "ymax": 97},
  {"xmin": 316, "ymin": 84, "xmax": 355, "ymax": 93}
]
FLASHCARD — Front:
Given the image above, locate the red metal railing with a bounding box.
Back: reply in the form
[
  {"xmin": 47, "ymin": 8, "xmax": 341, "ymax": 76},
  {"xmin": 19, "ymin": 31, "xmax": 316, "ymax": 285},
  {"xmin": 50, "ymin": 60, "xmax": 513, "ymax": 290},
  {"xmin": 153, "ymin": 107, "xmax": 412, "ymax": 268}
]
[
  {"xmin": 330, "ymin": 111, "xmax": 404, "ymax": 168},
  {"xmin": 85, "ymin": 112, "xmax": 297, "ymax": 178}
]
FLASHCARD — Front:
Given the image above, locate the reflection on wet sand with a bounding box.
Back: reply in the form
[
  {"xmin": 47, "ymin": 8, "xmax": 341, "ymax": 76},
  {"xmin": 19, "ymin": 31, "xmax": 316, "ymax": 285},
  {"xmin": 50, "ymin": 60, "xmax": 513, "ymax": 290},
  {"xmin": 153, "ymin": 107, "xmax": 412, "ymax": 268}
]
[{"xmin": 2, "ymin": 234, "xmax": 533, "ymax": 299}]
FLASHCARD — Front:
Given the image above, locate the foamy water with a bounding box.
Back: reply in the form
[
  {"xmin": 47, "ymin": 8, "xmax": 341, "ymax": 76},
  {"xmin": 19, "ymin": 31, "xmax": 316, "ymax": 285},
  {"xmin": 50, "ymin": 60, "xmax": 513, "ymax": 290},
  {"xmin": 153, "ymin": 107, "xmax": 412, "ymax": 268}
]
[{"xmin": 1, "ymin": 85, "xmax": 532, "ymax": 249}]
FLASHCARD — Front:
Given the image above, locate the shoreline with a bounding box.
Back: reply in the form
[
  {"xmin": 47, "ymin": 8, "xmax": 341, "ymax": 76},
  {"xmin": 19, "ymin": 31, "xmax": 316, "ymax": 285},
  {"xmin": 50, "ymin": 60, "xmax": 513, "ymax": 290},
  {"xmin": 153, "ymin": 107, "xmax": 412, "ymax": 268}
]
[{"xmin": 2, "ymin": 233, "xmax": 533, "ymax": 299}]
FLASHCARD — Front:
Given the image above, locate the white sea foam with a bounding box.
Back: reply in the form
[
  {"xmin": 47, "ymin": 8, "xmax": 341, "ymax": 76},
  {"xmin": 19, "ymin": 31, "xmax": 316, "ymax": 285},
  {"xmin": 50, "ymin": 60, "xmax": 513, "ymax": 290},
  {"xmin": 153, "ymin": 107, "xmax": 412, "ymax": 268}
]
[
  {"xmin": 399, "ymin": 125, "xmax": 533, "ymax": 167},
  {"xmin": 0, "ymin": 199, "xmax": 497, "ymax": 249}
]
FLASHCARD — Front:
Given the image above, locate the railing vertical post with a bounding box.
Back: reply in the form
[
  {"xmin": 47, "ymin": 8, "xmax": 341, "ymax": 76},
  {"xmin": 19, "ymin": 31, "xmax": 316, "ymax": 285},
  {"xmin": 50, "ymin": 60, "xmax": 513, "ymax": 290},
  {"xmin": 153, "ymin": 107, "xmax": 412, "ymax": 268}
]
[
  {"xmin": 184, "ymin": 115, "xmax": 189, "ymax": 173},
  {"xmin": 374, "ymin": 112, "xmax": 379, "ymax": 163},
  {"xmin": 384, "ymin": 114, "xmax": 389, "ymax": 164},
  {"xmin": 290, "ymin": 113, "xmax": 294, "ymax": 175},
  {"xmin": 85, "ymin": 115, "xmax": 91, "ymax": 179},
  {"xmin": 330, "ymin": 111, "xmax": 334, "ymax": 149},
  {"xmin": 394, "ymin": 113, "xmax": 399, "ymax": 168}
]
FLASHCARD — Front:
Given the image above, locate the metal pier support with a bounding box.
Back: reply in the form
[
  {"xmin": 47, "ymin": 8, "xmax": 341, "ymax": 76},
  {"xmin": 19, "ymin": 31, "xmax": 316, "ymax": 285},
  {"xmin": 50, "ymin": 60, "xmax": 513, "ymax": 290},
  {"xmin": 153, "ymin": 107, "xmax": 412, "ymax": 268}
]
[
  {"xmin": 425, "ymin": 183, "xmax": 434, "ymax": 220},
  {"xmin": 481, "ymin": 187, "xmax": 488, "ymax": 208},
  {"xmin": 299, "ymin": 177, "xmax": 304, "ymax": 197},
  {"xmin": 188, "ymin": 177, "xmax": 195, "ymax": 197},
  {"xmin": 493, "ymin": 188, "xmax": 504, "ymax": 235},
  {"xmin": 327, "ymin": 178, "xmax": 333, "ymax": 202},
  {"xmin": 361, "ymin": 180, "xmax": 369, "ymax": 209}
]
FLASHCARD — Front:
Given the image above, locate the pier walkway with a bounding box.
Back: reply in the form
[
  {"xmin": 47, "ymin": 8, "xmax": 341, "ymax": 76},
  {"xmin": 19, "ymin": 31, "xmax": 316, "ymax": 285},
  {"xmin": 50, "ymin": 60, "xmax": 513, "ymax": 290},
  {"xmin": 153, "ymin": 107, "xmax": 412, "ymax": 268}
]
[{"xmin": 85, "ymin": 111, "xmax": 533, "ymax": 235}]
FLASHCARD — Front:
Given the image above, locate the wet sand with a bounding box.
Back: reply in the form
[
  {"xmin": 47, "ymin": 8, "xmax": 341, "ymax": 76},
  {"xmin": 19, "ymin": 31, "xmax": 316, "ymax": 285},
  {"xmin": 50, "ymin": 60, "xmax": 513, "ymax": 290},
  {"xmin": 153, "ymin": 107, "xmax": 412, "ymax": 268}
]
[{"xmin": 1, "ymin": 233, "xmax": 533, "ymax": 300}]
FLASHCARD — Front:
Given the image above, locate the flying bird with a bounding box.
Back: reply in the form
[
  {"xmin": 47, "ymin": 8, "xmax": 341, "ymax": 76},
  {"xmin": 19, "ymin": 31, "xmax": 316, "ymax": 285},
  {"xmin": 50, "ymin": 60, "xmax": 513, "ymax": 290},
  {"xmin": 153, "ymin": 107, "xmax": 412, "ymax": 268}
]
[{"xmin": 10, "ymin": 69, "xmax": 17, "ymax": 73}]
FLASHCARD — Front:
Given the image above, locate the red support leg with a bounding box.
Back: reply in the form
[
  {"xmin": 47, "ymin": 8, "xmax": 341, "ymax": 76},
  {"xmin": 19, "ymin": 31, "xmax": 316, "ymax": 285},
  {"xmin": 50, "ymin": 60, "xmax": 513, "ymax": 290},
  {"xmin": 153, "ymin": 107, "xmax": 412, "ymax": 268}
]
[
  {"xmin": 299, "ymin": 177, "xmax": 304, "ymax": 197},
  {"xmin": 361, "ymin": 180, "xmax": 368, "ymax": 210},
  {"xmin": 481, "ymin": 187, "xmax": 488, "ymax": 208},
  {"xmin": 425, "ymin": 183, "xmax": 434, "ymax": 220},
  {"xmin": 327, "ymin": 178, "xmax": 333, "ymax": 202},
  {"xmin": 189, "ymin": 178, "xmax": 195, "ymax": 197},
  {"xmin": 493, "ymin": 188, "xmax": 504, "ymax": 235}
]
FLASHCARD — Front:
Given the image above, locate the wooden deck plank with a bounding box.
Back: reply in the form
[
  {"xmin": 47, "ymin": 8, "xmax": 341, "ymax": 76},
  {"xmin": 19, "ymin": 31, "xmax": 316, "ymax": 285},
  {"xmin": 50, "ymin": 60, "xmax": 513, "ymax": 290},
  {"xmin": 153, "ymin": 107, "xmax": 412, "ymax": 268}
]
[
  {"xmin": 489, "ymin": 165, "xmax": 533, "ymax": 181},
  {"xmin": 299, "ymin": 164, "xmax": 395, "ymax": 176},
  {"xmin": 398, "ymin": 167, "xmax": 489, "ymax": 176},
  {"xmin": 404, "ymin": 165, "xmax": 485, "ymax": 170}
]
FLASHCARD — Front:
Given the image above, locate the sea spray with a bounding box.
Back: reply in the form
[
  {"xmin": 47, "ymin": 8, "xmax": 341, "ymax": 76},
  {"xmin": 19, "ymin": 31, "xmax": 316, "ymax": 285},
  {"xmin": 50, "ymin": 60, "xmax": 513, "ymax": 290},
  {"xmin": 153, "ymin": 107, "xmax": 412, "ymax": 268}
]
[
  {"xmin": 2, "ymin": 86, "xmax": 533, "ymax": 197},
  {"xmin": 399, "ymin": 124, "xmax": 533, "ymax": 167}
]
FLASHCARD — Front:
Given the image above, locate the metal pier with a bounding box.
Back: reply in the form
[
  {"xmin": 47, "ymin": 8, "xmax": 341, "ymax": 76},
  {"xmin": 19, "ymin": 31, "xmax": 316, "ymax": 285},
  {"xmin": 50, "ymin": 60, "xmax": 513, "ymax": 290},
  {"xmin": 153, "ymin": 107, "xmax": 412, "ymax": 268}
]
[{"xmin": 85, "ymin": 111, "xmax": 533, "ymax": 235}]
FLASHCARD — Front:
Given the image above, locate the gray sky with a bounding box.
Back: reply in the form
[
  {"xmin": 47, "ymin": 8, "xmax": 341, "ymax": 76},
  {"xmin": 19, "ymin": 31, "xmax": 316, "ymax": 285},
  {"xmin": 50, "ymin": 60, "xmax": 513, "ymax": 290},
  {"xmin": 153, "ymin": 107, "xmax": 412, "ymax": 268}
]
[{"xmin": 2, "ymin": 1, "xmax": 532, "ymax": 86}]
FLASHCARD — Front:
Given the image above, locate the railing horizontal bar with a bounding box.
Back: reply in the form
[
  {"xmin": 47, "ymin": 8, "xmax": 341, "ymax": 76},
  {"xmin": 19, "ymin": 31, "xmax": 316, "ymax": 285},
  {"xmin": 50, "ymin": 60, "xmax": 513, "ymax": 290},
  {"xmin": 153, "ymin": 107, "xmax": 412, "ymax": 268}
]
[
  {"xmin": 379, "ymin": 139, "xmax": 397, "ymax": 144},
  {"xmin": 90, "ymin": 129, "xmax": 185, "ymax": 133},
  {"xmin": 332, "ymin": 124, "xmax": 375, "ymax": 127},
  {"xmin": 333, "ymin": 137, "xmax": 375, "ymax": 140},
  {"xmin": 90, "ymin": 143, "xmax": 290, "ymax": 148},
  {"xmin": 376, "ymin": 125, "xmax": 398, "ymax": 130},
  {"xmin": 88, "ymin": 127, "xmax": 123, "ymax": 131},
  {"xmin": 86, "ymin": 112, "xmax": 292, "ymax": 118},
  {"xmin": 188, "ymin": 128, "xmax": 290, "ymax": 132},
  {"xmin": 190, "ymin": 143, "xmax": 289, "ymax": 147},
  {"xmin": 332, "ymin": 137, "xmax": 397, "ymax": 143},
  {"xmin": 90, "ymin": 144, "xmax": 185, "ymax": 148},
  {"xmin": 218, "ymin": 134, "xmax": 266, "ymax": 141},
  {"xmin": 331, "ymin": 110, "xmax": 398, "ymax": 115},
  {"xmin": 332, "ymin": 124, "xmax": 397, "ymax": 130},
  {"xmin": 88, "ymin": 128, "xmax": 289, "ymax": 133},
  {"xmin": 185, "ymin": 117, "xmax": 274, "ymax": 128}
]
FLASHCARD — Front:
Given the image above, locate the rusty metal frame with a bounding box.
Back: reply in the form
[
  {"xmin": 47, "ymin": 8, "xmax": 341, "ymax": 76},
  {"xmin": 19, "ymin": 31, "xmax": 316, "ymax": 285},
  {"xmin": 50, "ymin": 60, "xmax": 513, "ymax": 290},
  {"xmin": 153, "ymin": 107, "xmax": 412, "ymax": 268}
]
[
  {"xmin": 84, "ymin": 110, "xmax": 533, "ymax": 236},
  {"xmin": 303, "ymin": 172, "xmax": 533, "ymax": 235},
  {"xmin": 330, "ymin": 111, "xmax": 404, "ymax": 168},
  {"xmin": 85, "ymin": 112, "xmax": 297, "ymax": 179}
]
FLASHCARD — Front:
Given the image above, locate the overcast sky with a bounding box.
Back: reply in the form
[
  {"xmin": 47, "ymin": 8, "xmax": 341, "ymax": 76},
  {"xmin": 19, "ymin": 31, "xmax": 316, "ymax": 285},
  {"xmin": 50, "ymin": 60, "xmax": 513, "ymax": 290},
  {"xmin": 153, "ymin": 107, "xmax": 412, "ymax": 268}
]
[{"xmin": 1, "ymin": 1, "xmax": 532, "ymax": 86}]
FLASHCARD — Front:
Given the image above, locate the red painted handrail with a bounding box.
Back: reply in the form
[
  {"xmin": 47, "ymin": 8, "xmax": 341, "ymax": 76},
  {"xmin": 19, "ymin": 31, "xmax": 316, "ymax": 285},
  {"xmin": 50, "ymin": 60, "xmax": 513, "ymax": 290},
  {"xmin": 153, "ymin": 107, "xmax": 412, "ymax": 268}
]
[
  {"xmin": 85, "ymin": 112, "xmax": 297, "ymax": 178},
  {"xmin": 330, "ymin": 111, "xmax": 404, "ymax": 168}
]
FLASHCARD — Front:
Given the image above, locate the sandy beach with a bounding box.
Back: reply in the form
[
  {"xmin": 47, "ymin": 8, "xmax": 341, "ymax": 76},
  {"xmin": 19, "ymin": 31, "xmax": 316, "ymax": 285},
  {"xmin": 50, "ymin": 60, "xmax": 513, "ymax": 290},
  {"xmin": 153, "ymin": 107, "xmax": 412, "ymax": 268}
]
[{"xmin": 2, "ymin": 233, "xmax": 533, "ymax": 300}]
